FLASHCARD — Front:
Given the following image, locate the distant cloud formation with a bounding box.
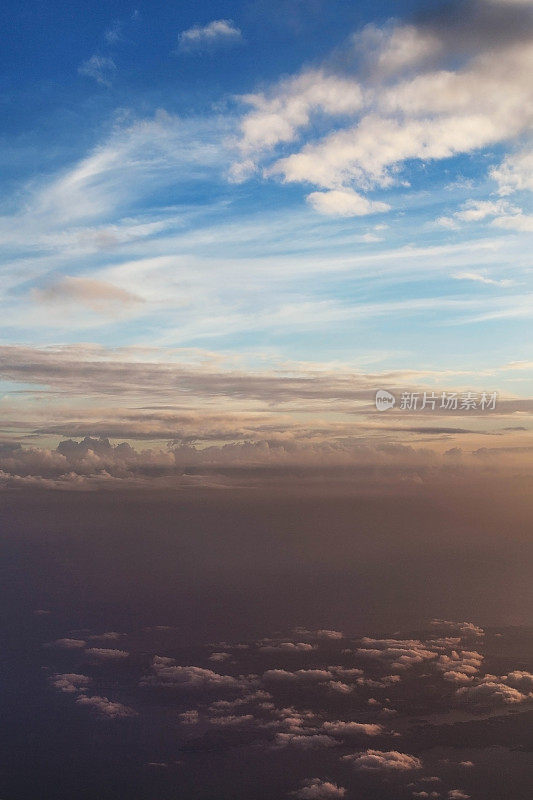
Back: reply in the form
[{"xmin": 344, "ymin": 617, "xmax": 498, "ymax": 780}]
[
  {"xmin": 41, "ymin": 618, "xmax": 533, "ymax": 796},
  {"xmin": 342, "ymin": 749, "xmax": 423, "ymax": 771},
  {"xmin": 86, "ymin": 647, "xmax": 129, "ymax": 660},
  {"xmin": 177, "ymin": 20, "xmax": 242, "ymax": 52},
  {"xmin": 75, "ymin": 694, "xmax": 137, "ymax": 718},
  {"xmin": 291, "ymin": 778, "xmax": 346, "ymax": 799}
]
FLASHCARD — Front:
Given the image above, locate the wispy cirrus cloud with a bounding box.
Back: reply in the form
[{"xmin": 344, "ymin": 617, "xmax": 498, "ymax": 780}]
[{"xmin": 78, "ymin": 54, "xmax": 117, "ymax": 87}]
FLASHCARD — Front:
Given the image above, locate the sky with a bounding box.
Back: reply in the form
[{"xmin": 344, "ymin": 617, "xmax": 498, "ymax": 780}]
[
  {"xmin": 1, "ymin": 5, "xmax": 533, "ymax": 798},
  {"xmin": 0, "ymin": 0, "xmax": 532, "ymax": 488}
]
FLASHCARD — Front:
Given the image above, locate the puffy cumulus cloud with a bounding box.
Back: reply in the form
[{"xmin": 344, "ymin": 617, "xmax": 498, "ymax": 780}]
[
  {"xmin": 233, "ymin": 2, "xmax": 533, "ymax": 213},
  {"xmin": 177, "ymin": 20, "xmax": 242, "ymax": 53},
  {"xmin": 234, "ymin": 70, "xmax": 363, "ymax": 159},
  {"xmin": 85, "ymin": 647, "xmax": 129, "ymax": 660},
  {"xmin": 357, "ymin": 638, "xmax": 438, "ymax": 669},
  {"xmin": 342, "ymin": 749, "xmax": 422, "ymax": 772},
  {"xmin": 327, "ymin": 667, "xmax": 364, "ymax": 680},
  {"xmin": 355, "ymin": 674, "xmax": 402, "ymax": 689},
  {"xmin": 208, "ymin": 651, "xmax": 232, "ymax": 662},
  {"xmin": 491, "ymin": 148, "xmax": 533, "ymax": 195},
  {"xmin": 456, "ymin": 672, "xmax": 533, "ymax": 704},
  {"xmin": 306, "ymin": 188, "xmax": 390, "ymax": 217},
  {"xmin": 0, "ymin": 436, "xmax": 179, "ymax": 488},
  {"xmin": 436, "ymin": 649, "xmax": 484, "ymax": 684},
  {"xmin": 46, "ymin": 637, "xmax": 86, "ymax": 649},
  {"xmin": 437, "ymin": 199, "xmax": 520, "ymax": 227},
  {"xmin": 0, "ymin": 437, "xmax": 446, "ymax": 490},
  {"xmin": 322, "ymin": 721, "xmax": 384, "ymax": 737},
  {"xmin": 179, "ymin": 710, "xmax": 199, "ymax": 725},
  {"xmin": 291, "ymin": 778, "xmax": 346, "ymax": 799},
  {"xmin": 316, "ymin": 630, "xmax": 344, "ymax": 640},
  {"xmin": 32, "ymin": 276, "xmax": 143, "ymax": 313},
  {"xmin": 492, "ymin": 211, "xmax": 533, "ymax": 231},
  {"xmin": 209, "ymin": 714, "xmax": 255, "ymax": 727},
  {"xmin": 259, "ymin": 642, "xmax": 316, "ymax": 653},
  {"xmin": 75, "ymin": 694, "xmax": 137, "ymax": 718},
  {"xmin": 89, "ymin": 631, "xmax": 124, "ymax": 641},
  {"xmin": 273, "ymin": 732, "xmax": 338, "ymax": 749},
  {"xmin": 503, "ymin": 670, "xmax": 533, "ymax": 692},
  {"xmin": 50, "ymin": 673, "xmax": 92, "ymax": 694},
  {"xmin": 440, "ymin": 670, "xmax": 475, "ymax": 685},
  {"xmin": 208, "ymin": 690, "xmax": 272, "ymax": 714},
  {"xmin": 263, "ymin": 668, "xmax": 334, "ymax": 684},
  {"xmin": 140, "ymin": 657, "xmax": 250, "ymax": 691},
  {"xmin": 412, "ymin": 793, "xmax": 440, "ymax": 799},
  {"xmin": 429, "ymin": 620, "xmax": 484, "ymax": 638},
  {"xmin": 49, "ymin": 668, "xmax": 135, "ymax": 718}
]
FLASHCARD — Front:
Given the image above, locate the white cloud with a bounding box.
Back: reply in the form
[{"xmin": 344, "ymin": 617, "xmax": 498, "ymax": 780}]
[
  {"xmin": 491, "ymin": 149, "xmax": 533, "ymax": 194},
  {"xmin": 492, "ymin": 212, "xmax": 533, "ymax": 231},
  {"xmin": 179, "ymin": 710, "xmax": 200, "ymax": 724},
  {"xmin": 78, "ymin": 55, "xmax": 116, "ymax": 87},
  {"xmin": 209, "ymin": 714, "xmax": 255, "ymax": 726},
  {"xmin": 456, "ymin": 672, "xmax": 533, "ymax": 704},
  {"xmin": 75, "ymin": 694, "xmax": 137, "ymax": 718},
  {"xmin": 316, "ymin": 629, "xmax": 344, "ymax": 640},
  {"xmin": 209, "ymin": 651, "xmax": 232, "ymax": 661},
  {"xmin": 291, "ymin": 778, "xmax": 346, "ymax": 799},
  {"xmin": 273, "ymin": 732, "xmax": 338, "ymax": 749},
  {"xmin": 178, "ymin": 20, "xmax": 242, "ymax": 52},
  {"xmin": 322, "ymin": 721, "xmax": 383, "ymax": 736},
  {"xmin": 140, "ymin": 657, "xmax": 249, "ymax": 690},
  {"xmin": 452, "ymin": 272, "xmax": 513, "ymax": 287},
  {"xmin": 342, "ymin": 749, "xmax": 423, "ymax": 771},
  {"xmin": 306, "ymin": 189, "xmax": 390, "ymax": 217},
  {"xmin": 236, "ymin": 70, "xmax": 363, "ymax": 157},
  {"xmin": 233, "ymin": 13, "xmax": 533, "ymax": 211},
  {"xmin": 352, "ymin": 23, "xmax": 441, "ymax": 78},
  {"xmin": 46, "ymin": 638, "xmax": 86, "ymax": 649},
  {"xmin": 86, "ymin": 647, "xmax": 129, "ymax": 660},
  {"xmin": 50, "ymin": 673, "xmax": 92, "ymax": 694},
  {"xmin": 357, "ymin": 638, "xmax": 438, "ymax": 669},
  {"xmin": 259, "ymin": 642, "xmax": 315, "ymax": 653},
  {"xmin": 429, "ymin": 620, "xmax": 484, "ymax": 637},
  {"xmin": 438, "ymin": 198, "xmax": 524, "ymax": 229}
]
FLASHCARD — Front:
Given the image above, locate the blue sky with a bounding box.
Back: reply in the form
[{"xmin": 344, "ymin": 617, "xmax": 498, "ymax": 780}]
[{"xmin": 0, "ymin": 0, "xmax": 532, "ymax": 461}]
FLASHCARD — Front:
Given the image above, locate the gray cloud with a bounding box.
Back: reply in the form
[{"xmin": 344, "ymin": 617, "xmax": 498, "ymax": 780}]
[{"xmin": 32, "ymin": 277, "xmax": 143, "ymax": 313}]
